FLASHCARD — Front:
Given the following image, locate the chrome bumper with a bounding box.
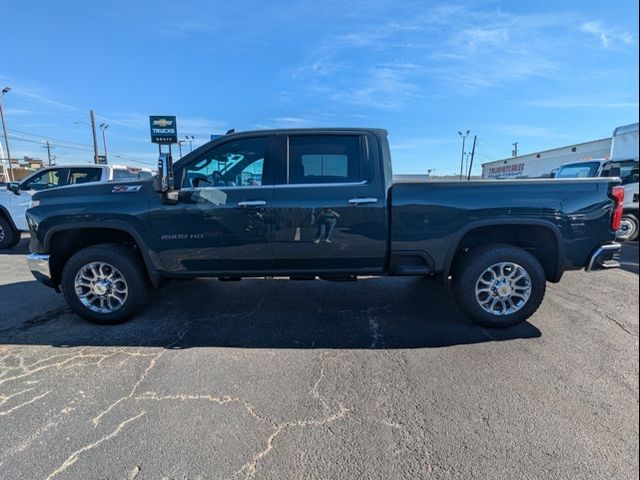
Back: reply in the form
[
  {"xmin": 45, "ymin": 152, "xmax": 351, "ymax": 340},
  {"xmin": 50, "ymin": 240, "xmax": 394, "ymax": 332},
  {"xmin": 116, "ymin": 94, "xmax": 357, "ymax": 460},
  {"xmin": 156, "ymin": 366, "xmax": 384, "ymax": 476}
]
[
  {"xmin": 585, "ymin": 243, "xmax": 621, "ymax": 272},
  {"xmin": 27, "ymin": 253, "xmax": 54, "ymax": 286}
]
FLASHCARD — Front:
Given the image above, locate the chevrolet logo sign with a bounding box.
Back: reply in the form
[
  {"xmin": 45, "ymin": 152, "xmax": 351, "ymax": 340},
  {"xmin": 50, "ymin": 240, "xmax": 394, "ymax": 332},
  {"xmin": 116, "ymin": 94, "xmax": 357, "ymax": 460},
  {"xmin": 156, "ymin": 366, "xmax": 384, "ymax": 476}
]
[{"xmin": 153, "ymin": 118, "xmax": 174, "ymax": 127}]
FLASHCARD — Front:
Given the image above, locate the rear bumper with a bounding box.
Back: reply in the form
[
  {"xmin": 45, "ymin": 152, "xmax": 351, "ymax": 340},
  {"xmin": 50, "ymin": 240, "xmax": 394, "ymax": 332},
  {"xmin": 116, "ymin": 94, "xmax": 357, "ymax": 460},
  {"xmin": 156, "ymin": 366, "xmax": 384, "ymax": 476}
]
[
  {"xmin": 27, "ymin": 253, "xmax": 55, "ymax": 287},
  {"xmin": 585, "ymin": 243, "xmax": 621, "ymax": 272}
]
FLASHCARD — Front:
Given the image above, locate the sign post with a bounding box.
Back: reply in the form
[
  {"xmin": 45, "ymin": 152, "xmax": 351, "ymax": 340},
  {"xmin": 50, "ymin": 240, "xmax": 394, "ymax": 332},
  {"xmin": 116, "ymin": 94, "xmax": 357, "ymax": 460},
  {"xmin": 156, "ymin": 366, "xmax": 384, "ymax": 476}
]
[{"xmin": 150, "ymin": 114, "xmax": 178, "ymax": 169}]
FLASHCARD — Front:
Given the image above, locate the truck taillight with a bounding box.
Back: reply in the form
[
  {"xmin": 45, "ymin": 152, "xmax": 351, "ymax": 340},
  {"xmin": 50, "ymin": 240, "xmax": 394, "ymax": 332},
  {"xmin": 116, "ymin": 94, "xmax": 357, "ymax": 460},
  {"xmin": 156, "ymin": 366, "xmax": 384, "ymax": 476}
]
[{"xmin": 611, "ymin": 186, "xmax": 625, "ymax": 231}]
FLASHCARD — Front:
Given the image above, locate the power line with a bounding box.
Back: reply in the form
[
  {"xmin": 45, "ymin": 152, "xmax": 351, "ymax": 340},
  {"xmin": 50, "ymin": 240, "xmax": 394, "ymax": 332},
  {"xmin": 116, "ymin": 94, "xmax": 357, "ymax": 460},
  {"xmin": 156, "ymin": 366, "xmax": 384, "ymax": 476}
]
[
  {"xmin": 477, "ymin": 137, "xmax": 511, "ymax": 154},
  {"xmin": 6, "ymin": 129, "xmax": 154, "ymax": 166}
]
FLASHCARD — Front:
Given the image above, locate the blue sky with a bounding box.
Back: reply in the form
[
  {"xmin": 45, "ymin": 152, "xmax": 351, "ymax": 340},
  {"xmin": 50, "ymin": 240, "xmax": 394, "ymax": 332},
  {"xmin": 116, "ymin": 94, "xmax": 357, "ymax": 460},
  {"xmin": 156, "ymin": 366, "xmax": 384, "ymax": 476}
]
[{"xmin": 2, "ymin": 0, "xmax": 638, "ymax": 174}]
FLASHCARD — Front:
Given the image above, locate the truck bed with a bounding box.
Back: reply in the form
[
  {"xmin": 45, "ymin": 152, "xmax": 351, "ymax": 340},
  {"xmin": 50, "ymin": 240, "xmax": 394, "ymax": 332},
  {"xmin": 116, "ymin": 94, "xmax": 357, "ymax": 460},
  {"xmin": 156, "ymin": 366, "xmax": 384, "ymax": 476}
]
[{"xmin": 390, "ymin": 178, "xmax": 618, "ymax": 277}]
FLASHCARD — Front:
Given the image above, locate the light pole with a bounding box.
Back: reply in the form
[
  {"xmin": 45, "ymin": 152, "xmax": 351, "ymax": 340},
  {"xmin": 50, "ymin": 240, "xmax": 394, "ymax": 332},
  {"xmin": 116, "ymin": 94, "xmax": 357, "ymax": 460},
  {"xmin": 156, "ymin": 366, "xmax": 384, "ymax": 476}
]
[
  {"xmin": 0, "ymin": 86, "xmax": 14, "ymax": 181},
  {"xmin": 178, "ymin": 140, "xmax": 186, "ymax": 158},
  {"xmin": 99, "ymin": 123, "xmax": 109, "ymax": 162},
  {"xmin": 458, "ymin": 129, "xmax": 470, "ymax": 181},
  {"xmin": 185, "ymin": 135, "xmax": 195, "ymax": 152}
]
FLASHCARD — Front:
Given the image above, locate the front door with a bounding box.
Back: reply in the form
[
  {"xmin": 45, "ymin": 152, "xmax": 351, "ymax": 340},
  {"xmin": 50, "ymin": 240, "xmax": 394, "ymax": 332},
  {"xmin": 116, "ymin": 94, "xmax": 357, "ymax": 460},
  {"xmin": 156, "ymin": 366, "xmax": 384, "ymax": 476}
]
[
  {"xmin": 149, "ymin": 135, "xmax": 276, "ymax": 274},
  {"xmin": 270, "ymin": 133, "xmax": 387, "ymax": 273},
  {"xmin": 12, "ymin": 168, "xmax": 69, "ymax": 231}
]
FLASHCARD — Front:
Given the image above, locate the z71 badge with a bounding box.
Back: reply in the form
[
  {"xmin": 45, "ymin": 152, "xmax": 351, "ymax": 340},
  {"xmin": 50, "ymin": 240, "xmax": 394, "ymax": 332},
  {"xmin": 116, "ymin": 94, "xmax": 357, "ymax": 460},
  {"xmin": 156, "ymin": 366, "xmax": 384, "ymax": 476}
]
[{"xmin": 112, "ymin": 185, "xmax": 143, "ymax": 193}]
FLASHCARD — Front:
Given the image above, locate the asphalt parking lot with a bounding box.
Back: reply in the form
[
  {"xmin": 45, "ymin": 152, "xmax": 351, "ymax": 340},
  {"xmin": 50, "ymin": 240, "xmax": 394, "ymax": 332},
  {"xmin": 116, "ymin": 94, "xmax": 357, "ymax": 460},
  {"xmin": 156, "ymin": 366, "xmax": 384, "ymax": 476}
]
[{"xmin": 0, "ymin": 238, "xmax": 638, "ymax": 480}]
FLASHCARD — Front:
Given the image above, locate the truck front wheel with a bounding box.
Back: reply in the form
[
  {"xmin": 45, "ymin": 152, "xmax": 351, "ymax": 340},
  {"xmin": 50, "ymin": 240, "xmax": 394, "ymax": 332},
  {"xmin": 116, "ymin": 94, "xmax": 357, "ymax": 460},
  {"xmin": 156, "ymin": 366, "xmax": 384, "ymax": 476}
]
[
  {"xmin": 61, "ymin": 244, "xmax": 148, "ymax": 324},
  {"xmin": 452, "ymin": 244, "xmax": 546, "ymax": 328},
  {"xmin": 0, "ymin": 217, "xmax": 20, "ymax": 249}
]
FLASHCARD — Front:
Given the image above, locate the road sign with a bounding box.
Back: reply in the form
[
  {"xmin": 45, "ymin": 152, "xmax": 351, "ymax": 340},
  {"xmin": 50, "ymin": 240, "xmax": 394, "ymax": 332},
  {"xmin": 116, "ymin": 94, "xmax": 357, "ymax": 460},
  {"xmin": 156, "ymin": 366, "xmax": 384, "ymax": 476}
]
[
  {"xmin": 96, "ymin": 155, "xmax": 107, "ymax": 165},
  {"xmin": 150, "ymin": 116, "xmax": 178, "ymax": 144}
]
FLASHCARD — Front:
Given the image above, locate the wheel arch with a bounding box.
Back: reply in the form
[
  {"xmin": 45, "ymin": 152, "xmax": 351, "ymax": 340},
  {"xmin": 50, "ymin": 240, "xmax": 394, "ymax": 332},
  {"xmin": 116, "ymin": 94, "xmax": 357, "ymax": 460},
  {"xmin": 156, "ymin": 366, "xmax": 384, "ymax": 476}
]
[
  {"xmin": 45, "ymin": 223, "xmax": 160, "ymax": 288},
  {"xmin": 0, "ymin": 205, "xmax": 19, "ymax": 232},
  {"xmin": 443, "ymin": 219, "xmax": 566, "ymax": 283}
]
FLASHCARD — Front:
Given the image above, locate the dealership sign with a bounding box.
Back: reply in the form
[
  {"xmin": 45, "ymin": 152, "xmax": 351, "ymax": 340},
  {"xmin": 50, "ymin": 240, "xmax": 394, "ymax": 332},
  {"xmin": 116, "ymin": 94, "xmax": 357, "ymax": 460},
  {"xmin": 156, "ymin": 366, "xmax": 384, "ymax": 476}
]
[
  {"xmin": 486, "ymin": 162, "xmax": 525, "ymax": 178},
  {"xmin": 149, "ymin": 116, "xmax": 178, "ymax": 144}
]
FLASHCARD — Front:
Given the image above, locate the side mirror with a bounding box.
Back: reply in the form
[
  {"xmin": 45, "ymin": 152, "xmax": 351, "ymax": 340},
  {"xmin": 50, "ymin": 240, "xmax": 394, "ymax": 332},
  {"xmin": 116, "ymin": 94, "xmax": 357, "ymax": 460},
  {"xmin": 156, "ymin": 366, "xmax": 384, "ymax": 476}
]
[
  {"xmin": 154, "ymin": 153, "xmax": 174, "ymax": 193},
  {"xmin": 7, "ymin": 182, "xmax": 20, "ymax": 195},
  {"xmin": 154, "ymin": 153, "xmax": 178, "ymax": 204}
]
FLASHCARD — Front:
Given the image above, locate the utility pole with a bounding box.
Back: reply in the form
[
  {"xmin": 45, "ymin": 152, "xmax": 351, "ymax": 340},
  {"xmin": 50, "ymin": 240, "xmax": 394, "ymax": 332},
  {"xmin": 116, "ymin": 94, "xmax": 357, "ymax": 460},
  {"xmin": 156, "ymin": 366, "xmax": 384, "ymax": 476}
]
[
  {"xmin": 512, "ymin": 142, "xmax": 518, "ymax": 158},
  {"xmin": 0, "ymin": 86, "xmax": 14, "ymax": 181},
  {"xmin": 458, "ymin": 130, "xmax": 470, "ymax": 181},
  {"xmin": 90, "ymin": 110, "xmax": 99, "ymax": 164},
  {"xmin": 43, "ymin": 141, "xmax": 55, "ymax": 166},
  {"xmin": 467, "ymin": 135, "xmax": 477, "ymax": 180},
  {"xmin": 178, "ymin": 140, "xmax": 186, "ymax": 158}
]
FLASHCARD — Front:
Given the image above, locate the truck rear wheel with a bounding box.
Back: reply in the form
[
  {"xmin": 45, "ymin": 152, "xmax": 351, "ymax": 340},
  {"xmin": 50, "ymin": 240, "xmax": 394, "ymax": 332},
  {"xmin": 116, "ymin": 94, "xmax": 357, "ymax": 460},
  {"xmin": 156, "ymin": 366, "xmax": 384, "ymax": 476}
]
[
  {"xmin": 61, "ymin": 244, "xmax": 148, "ymax": 324},
  {"xmin": 452, "ymin": 244, "xmax": 546, "ymax": 328},
  {"xmin": 0, "ymin": 217, "xmax": 19, "ymax": 249},
  {"xmin": 617, "ymin": 213, "xmax": 638, "ymax": 242}
]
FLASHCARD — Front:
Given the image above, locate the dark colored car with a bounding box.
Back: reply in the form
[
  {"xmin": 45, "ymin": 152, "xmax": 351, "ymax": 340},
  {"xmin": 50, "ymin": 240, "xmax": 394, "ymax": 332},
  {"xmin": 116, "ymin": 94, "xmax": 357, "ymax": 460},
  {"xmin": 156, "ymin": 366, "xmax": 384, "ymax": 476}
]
[{"xmin": 25, "ymin": 128, "xmax": 624, "ymax": 328}]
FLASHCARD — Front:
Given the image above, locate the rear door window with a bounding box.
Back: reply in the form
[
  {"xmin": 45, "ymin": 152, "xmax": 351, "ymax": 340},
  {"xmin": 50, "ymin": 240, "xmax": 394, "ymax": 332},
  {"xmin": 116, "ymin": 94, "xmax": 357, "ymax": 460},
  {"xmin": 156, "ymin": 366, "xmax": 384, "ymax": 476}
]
[
  {"xmin": 288, "ymin": 135, "xmax": 365, "ymax": 184},
  {"xmin": 69, "ymin": 168, "xmax": 103, "ymax": 185}
]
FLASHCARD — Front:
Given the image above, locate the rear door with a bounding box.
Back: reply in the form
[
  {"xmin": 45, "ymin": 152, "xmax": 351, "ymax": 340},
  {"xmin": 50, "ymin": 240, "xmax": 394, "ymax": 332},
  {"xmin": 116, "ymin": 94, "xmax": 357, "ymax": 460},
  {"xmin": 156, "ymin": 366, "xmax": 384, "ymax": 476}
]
[{"xmin": 270, "ymin": 132, "xmax": 387, "ymax": 273}]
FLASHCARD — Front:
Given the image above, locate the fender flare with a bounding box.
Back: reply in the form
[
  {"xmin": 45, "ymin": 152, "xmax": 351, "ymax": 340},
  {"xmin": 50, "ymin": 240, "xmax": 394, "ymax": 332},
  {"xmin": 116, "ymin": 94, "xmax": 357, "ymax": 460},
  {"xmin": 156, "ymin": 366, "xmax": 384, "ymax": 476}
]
[
  {"xmin": 45, "ymin": 221, "xmax": 161, "ymax": 287},
  {"xmin": 442, "ymin": 218, "xmax": 566, "ymax": 282}
]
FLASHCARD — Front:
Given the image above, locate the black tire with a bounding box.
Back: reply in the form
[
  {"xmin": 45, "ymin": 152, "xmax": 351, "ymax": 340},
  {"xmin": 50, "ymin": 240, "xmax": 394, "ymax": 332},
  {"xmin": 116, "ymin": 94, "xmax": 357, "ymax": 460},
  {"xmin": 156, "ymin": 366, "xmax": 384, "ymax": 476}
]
[
  {"xmin": 452, "ymin": 243, "xmax": 546, "ymax": 328},
  {"xmin": 0, "ymin": 217, "xmax": 19, "ymax": 249},
  {"xmin": 617, "ymin": 213, "xmax": 639, "ymax": 242},
  {"xmin": 61, "ymin": 243, "xmax": 148, "ymax": 324}
]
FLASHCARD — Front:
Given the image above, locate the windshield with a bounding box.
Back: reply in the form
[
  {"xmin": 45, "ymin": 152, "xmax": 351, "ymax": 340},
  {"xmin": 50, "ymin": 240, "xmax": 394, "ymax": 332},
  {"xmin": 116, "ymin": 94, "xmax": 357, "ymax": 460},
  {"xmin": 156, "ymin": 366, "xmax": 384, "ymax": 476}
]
[{"xmin": 555, "ymin": 161, "xmax": 601, "ymax": 178}]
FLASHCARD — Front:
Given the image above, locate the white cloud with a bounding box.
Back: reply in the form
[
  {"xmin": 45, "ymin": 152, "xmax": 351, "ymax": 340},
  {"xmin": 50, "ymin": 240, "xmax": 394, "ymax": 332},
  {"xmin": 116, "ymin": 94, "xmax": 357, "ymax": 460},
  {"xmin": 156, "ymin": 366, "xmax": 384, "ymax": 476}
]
[{"xmin": 581, "ymin": 21, "xmax": 636, "ymax": 47}]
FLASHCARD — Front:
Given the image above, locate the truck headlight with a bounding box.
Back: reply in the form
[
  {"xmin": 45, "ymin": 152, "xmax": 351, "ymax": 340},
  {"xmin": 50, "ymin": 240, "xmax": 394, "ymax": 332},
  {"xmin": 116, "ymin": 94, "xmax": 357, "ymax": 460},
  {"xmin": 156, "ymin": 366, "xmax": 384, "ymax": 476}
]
[{"xmin": 29, "ymin": 199, "xmax": 40, "ymax": 208}]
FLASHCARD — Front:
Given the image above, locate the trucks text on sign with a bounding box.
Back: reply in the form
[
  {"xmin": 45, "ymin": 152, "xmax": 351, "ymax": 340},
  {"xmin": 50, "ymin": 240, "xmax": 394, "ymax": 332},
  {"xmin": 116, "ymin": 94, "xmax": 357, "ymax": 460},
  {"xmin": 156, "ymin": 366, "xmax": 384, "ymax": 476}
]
[{"xmin": 149, "ymin": 116, "xmax": 178, "ymax": 144}]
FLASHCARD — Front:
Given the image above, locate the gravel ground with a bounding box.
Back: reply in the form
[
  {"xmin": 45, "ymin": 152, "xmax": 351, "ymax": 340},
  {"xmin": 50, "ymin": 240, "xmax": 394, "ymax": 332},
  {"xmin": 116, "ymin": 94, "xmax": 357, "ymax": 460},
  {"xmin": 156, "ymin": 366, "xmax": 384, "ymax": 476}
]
[{"xmin": 0, "ymin": 238, "xmax": 638, "ymax": 480}]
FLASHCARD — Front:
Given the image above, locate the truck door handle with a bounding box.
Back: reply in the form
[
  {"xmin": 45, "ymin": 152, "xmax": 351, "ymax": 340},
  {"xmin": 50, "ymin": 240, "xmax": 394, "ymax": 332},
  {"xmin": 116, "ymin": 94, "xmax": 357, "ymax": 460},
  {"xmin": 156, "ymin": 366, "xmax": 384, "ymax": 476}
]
[
  {"xmin": 348, "ymin": 197, "xmax": 378, "ymax": 205},
  {"xmin": 237, "ymin": 200, "xmax": 267, "ymax": 207}
]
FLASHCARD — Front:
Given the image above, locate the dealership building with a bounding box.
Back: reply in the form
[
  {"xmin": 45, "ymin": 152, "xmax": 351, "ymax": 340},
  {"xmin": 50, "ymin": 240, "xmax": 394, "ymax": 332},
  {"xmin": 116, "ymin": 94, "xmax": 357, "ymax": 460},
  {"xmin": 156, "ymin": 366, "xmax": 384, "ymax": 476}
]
[{"xmin": 481, "ymin": 137, "xmax": 613, "ymax": 179}]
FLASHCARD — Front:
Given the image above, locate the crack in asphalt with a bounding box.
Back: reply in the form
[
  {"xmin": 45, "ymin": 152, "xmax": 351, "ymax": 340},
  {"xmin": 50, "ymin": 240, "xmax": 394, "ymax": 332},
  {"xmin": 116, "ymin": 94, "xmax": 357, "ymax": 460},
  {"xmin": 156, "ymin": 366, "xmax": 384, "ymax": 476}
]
[
  {"xmin": 0, "ymin": 306, "xmax": 70, "ymax": 338},
  {"xmin": 232, "ymin": 404, "xmax": 349, "ymax": 480},
  {"xmin": 553, "ymin": 290, "xmax": 638, "ymax": 337},
  {"xmin": 0, "ymin": 348, "xmax": 157, "ymax": 387},
  {"xmin": 45, "ymin": 411, "xmax": 147, "ymax": 480},
  {"xmin": 232, "ymin": 356, "xmax": 349, "ymax": 480},
  {"xmin": 0, "ymin": 390, "xmax": 51, "ymax": 416}
]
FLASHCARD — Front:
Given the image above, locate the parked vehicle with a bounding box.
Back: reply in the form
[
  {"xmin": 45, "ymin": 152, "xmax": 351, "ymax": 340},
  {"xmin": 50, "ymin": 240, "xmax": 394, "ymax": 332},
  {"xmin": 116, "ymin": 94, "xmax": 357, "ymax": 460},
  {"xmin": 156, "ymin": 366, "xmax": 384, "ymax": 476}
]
[
  {"xmin": 25, "ymin": 129, "xmax": 624, "ymax": 328},
  {"xmin": 554, "ymin": 158, "xmax": 639, "ymax": 241},
  {"xmin": 0, "ymin": 164, "xmax": 152, "ymax": 248}
]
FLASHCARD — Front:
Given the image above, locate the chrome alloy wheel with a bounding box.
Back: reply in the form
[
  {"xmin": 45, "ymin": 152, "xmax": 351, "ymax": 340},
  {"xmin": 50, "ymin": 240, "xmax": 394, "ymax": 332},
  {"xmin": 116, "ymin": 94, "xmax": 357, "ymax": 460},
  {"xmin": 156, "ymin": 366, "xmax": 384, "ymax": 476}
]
[
  {"xmin": 475, "ymin": 262, "xmax": 532, "ymax": 316},
  {"xmin": 617, "ymin": 217, "xmax": 637, "ymax": 241},
  {"xmin": 74, "ymin": 261, "xmax": 129, "ymax": 314}
]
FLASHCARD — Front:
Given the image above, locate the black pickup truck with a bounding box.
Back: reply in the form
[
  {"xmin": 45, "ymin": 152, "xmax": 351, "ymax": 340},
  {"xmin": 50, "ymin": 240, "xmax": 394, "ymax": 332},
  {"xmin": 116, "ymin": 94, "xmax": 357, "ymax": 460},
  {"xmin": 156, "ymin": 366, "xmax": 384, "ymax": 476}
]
[{"xmin": 25, "ymin": 128, "xmax": 624, "ymax": 328}]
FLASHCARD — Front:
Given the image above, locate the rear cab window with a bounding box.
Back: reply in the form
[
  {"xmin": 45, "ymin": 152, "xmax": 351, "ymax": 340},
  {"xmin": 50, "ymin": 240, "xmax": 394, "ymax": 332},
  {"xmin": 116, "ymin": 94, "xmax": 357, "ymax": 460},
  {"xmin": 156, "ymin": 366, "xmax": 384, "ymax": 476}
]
[
  {"xmin": 112, "ymin": 168, "xmax": 153, "ymax": 181},
  {"xmin": 68, "ymin": 168, "xmax": 103, "ymax": 185}
]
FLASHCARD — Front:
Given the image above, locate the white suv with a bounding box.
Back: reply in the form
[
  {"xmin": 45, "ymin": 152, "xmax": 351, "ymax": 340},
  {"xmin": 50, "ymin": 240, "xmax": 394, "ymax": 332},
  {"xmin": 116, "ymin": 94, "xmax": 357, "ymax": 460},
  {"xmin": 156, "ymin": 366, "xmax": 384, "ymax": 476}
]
[{"xmin": 0, "ymin": 164, "xmax": 152, "ymax": 248}]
